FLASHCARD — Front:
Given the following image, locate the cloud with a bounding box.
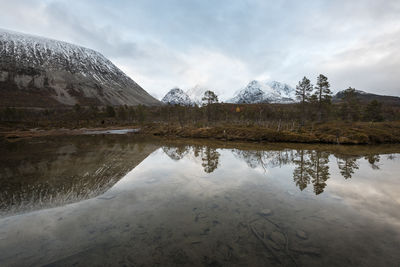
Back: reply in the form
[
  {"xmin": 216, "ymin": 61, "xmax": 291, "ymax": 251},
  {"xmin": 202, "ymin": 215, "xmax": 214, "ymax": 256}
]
[
  {"xmin": 321, "ymin": 30, "xmax": 400, "ymax": 94},
  {"xmin": 114, "ymin": 45, "xmax": 252, "ymax": 100},
  {"xmin": 0, "ymin": 0, "xmax": 399, "ymax": 99}
]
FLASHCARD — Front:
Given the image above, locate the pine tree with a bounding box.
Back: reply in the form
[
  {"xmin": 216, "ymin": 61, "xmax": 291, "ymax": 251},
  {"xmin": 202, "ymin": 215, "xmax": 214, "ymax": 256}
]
[
  {"xmin": 295, "ymin": 76, "xmax": 313, "ymax": 104},
  {"xmin": 202, "ymin": 90, "xmax": 219, "ymax": 123},
  {"xmin": 314, "ymin": 74, "xmax": 332, "ymax": 120},
  {"xmin": 340, "ymin": 87, "xmax": 360, "ymax": 121},
  {"xmin": 295, "ymin": 76, "xmax": 313, "ymax": 124},
  {"xmin": 202, "ymin": 90, "xmax": 219, "ymax": 106},
  {"xmin": 364, "ymin": 100, "xmax": 383, "ymax": 122}
]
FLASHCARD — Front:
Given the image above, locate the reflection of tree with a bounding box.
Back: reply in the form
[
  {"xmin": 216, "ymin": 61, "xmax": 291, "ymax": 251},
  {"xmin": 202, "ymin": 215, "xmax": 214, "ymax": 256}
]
[
  {"xmin": 307, "ymin": 151, "xmax": 330, "ymax": 195},
  {"xmin": 387, "ymin": 154, "xmax": 396, "ymax": 160},
  {"xmin": 162, "ymin": 146, "xmax": 190, "ymax": 161},
  {"xmin": 365, "ymin": 154, "xmax": 380, "ymax": 170},
  {"xmin": 201, "ymin": 147, "xmax": 220, "ymax": 173},
  {"xmin": 162, "ymin": 145, "xmax": 220, "ymax": 173},
  {"xmin": 337, "ymin": 156, "xmax": 359, "ymax": 179},
  {"xmin": 293, "ymin": 150, "xmax": 311, "ymax": 191},
  {"xmin": 232, "ymin": 149, "xmax": 295, "ymax": 170}
]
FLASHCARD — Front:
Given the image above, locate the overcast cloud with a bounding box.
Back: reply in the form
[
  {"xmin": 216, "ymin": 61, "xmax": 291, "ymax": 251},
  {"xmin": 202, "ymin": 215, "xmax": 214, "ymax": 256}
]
[{"xmin": 1, "ymin": 0, "xmax": 399, "ymax": 99}]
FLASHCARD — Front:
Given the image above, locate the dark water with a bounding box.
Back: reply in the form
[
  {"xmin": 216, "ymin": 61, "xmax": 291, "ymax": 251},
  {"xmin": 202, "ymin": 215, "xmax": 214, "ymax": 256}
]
[{"xmin": 0, "ymin": 135, "xmax": 400, "ymax": 266}]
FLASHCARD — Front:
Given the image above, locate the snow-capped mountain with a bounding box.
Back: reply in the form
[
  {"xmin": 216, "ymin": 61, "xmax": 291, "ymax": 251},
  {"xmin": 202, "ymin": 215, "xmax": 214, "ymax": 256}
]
[
  {"xmin": 186, "ymin": 85, "xmax": 212, "ymax": 106},
  {"xmin": 0, "ymin": 28, "xmax": 160, "ymax": 107},
  {"xmin": 161, "ymin": 88, "xmax": 193, "ymax": 106},
  {"xmin": 228, "ymin": 80, "xmax": 296, "ymax": 104}
]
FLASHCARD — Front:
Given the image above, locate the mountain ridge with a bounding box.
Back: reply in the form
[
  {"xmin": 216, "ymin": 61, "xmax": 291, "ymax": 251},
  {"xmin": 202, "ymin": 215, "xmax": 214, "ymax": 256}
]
[
  {"xmin": 0, "ymin": 28, "xmax": 160, "ymax": 107},
  {"xmin": 161, "ymin": 88, "xmax": 193, "ymax": 106},
  {"xmin": 227, "ymin": 80, "xmax": 296, "ymax": 104},
  {"xmin": 333, "ymin": 89, "xmax": 400, "ymax": 105}
]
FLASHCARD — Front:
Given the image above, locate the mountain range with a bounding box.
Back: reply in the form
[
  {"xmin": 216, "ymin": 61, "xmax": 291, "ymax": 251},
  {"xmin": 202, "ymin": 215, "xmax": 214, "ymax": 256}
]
[
  {"xmin": 2, "ymin": 29, "xmax": 398, "ymax": 109},
  {"xmin": 161, "ymin": 81, "xmax": 400, "ymax": 106},
  {"xmin": 228, "ymin": 80, "xmax": 296, "ymax": 104},
  {"xmin": 161, "ymin": 85, "xmax": 213, "ymax": 106},
  {"xmin": 161, "ymin": 80, "xmax": 296, "ymax": 105},
  {"xmin": 0, "ymin": 29, "xmax": 160, "ymax": 108}
]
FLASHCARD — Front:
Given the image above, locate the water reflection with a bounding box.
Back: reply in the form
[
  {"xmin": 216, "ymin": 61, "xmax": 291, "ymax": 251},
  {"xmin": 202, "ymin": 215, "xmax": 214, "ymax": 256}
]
[
  {"xmin": 0, "ymin": 138, "xmax": 400, "ymax": 266},
  {"xmin": 0, "ymin": 136, "xmax": 159, "ymax": 216},
  {"xmin": 1, "ymin": 138, "xmax": 398, "ymax": 217},
  {"xmin": 161, "ymin": 143, "xmax": 396, "ymax": 195}
]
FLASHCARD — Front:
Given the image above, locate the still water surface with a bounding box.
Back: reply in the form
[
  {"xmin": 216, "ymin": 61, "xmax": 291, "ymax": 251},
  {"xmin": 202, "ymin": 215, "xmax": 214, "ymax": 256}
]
[{"xmin": 0, "ymin": 135, "xmax": 400, "ymax": 266}]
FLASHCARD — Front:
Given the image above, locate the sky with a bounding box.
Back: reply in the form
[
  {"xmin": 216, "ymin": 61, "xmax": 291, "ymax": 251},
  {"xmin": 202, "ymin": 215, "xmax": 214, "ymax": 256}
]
[{"xmin": 1, "ymin": 0, "xmax": 400, "ymax": 100}]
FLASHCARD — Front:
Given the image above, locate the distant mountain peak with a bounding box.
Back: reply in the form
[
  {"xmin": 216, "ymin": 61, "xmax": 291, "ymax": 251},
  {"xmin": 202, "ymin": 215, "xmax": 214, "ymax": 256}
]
[
  {"xmin": 228, "ymin": 80, "xmax": 296, "ymax": 104},
  {"xmin": 186, "ymin": 85, "xmax": 213, "ymax": 105},
  {"xmin": 161, "ymin": 88, "xmax": 193, "ymax": 106}
]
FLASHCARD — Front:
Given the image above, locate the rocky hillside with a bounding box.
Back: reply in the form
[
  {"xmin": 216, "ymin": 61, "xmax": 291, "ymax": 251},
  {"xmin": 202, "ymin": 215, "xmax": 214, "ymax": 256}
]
[
  {"xmin": 333, "ymin": 89, "xmax": 400, "ymax": 105},
  {"xmin": 161, "ymin": 88, "xmax": 193, "ymax": 106},
  {"xmin": 0, "ymin": 29, "xmax": 160, "ymax": 108}
]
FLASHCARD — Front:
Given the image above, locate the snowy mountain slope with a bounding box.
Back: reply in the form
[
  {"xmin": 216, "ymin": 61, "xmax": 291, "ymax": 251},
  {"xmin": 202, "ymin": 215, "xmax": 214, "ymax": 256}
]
[
  {"xmin": 0, "ymin": 28, "xmax": 160, "ymax": 107},
  {"xmin": 186, "ymin": 85, "xmax": 213, "ymax": 105},
  {"xmin": 161, "ymin": 88, "xmax": 193, "ymax": 106},
  {"xmin": 228, "ymin": 80, "xmax": 296, "ymax": 104}
]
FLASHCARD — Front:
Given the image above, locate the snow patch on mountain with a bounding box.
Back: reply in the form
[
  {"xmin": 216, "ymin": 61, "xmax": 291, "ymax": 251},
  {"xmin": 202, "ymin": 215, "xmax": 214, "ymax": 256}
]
[
  {"xmin": 228, "ymin": 80, "xmax": 296, "ymax": 104},
  {"xmin": 161, "ymin": 88, "xmax": 193, "ymax": 106},
  {"xmin": 186, "ymin": 85, "xmax": 214, "ymax": 105},
  {"xmin": 0, "ymin": 28, "xmax": 160, "ymax": 106}
]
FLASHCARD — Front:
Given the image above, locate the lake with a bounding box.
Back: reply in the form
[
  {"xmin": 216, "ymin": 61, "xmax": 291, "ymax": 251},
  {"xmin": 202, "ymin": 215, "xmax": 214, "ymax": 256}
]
[{"xmin": 0, "ymin": 135, "xmax": 399, "ymax": 266}]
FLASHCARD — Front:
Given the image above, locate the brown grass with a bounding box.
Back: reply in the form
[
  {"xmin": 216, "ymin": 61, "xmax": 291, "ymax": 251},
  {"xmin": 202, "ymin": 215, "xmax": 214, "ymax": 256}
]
[{"xmin": 141, "ymin": 121, "xmax": 400, "ymax": 144}]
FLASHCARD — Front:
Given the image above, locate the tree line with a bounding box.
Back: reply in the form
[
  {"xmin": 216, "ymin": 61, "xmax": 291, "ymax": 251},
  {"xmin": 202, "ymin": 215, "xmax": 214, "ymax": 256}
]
[{"xmin": 0, "ymin": 80, "xmax": 399, "ymax": 127}]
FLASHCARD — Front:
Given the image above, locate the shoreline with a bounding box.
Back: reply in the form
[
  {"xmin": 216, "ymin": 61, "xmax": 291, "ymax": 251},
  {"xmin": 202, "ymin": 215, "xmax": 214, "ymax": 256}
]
[{"xmin": 1, "ymin": 122, "xmax": 400, "ymax": 145}]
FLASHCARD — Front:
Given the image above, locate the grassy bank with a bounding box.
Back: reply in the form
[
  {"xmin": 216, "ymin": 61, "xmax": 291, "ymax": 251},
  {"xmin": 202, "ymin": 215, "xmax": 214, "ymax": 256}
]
[
  {"xmin": 1, "ymin": 121, "xmax": 400, "ymax": 145},
  {"xmin": 141, "ymin": 121, "xmax": 400, "ymax": 144}
]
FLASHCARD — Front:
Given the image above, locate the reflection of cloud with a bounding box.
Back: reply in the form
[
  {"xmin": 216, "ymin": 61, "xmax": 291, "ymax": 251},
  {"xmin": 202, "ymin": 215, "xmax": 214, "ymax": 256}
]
[
  {"xmin": 1, "ymin": 145, "xmax": 400, "ymax": 266},
  {"xmin": 110, "ymin": 148, "xmax": 268, "ymax": 197},
  {"xmin": 326, "ymin": 159, "xmax": 400, "ymax": 227}
]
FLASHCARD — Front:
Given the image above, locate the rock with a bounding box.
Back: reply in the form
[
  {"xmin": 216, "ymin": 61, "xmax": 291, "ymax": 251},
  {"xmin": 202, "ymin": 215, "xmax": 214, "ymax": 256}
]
[
  {"xmin": 259, "ymin": 209, "xmax": 272, "ymax": 216},
  {"xmin": 296, "ymin": 230, "xmax": 308, "ymax": 240},
  {"xmin": 269, "ymin": 230, "xmax": 285, "ymax": 246}
]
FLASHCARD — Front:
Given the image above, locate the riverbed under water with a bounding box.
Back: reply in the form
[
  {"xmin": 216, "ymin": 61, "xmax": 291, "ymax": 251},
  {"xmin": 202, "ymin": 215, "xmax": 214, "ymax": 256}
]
[{"xmin": 0, "ymin": 135, "xmax": 399, "ymax": 266}]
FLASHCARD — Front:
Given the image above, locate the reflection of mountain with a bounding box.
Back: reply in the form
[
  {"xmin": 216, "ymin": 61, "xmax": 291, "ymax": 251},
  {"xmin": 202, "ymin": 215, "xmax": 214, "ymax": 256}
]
[
  {"xmin": 163, "ymin": 145, "xmax": 220, "ymax": 174},
  {"xmin": 162, "ymin": 146, "xmax": 190, "ymax": 160},
  {"xmin": 0, "ymin": 136, "xmax": 158, "ymax": 216}
]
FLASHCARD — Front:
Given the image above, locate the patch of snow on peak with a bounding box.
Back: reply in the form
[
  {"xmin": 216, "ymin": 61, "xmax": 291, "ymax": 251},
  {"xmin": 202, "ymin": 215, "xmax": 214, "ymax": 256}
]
[
  {"xmin": 186, "ymin": 85, "xmax": 216, "ymax": 105},
  {"xmin": 161, "ymin": 88, "xmax": 193, "ymax": 106},
  {"xmin": 228, "ymin": 80, "xmax": 296, "ymax": 104}
]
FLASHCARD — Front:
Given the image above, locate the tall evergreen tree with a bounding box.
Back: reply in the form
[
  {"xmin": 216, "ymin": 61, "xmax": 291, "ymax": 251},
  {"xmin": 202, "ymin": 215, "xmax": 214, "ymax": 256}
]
[
  {"xmin": 202, "ymin": 90, "xmax": 219, "ymax": 106},
  {"xmin": 314, "ymin": 74, "xmax": 332, "ymax": 120},
  {"xmin": 296, "ymin": 76, "xmax": 313, "ymax": 104},
  {"xmin": 340, "ymin": 87, "xmax": 360, "ymax": 121},
  {"xmin": 202, "ymin": 90, "xmax": 219, "ymax": 123},
  {"xmin": 364, "ymin": 100, "xmax": 383, "ymax": 122},
  {"xmin": 295, "ymin": 76, "xmax": 313, "ymax": 124}
]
